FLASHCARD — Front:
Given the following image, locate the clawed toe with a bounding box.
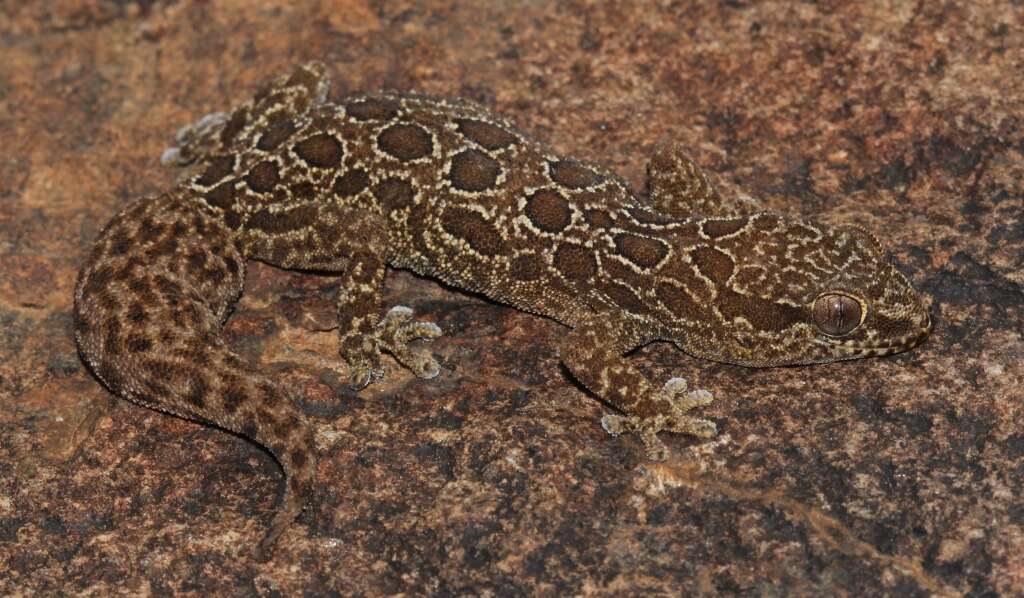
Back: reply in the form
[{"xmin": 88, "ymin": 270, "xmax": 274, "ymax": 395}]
[
  {"xmin": 348, "ymin": 364, "xmax": 382, "ymax": 390},
  {"xmin": 347, "ymin": 352, "xmax": 384, "ymax": 390}
]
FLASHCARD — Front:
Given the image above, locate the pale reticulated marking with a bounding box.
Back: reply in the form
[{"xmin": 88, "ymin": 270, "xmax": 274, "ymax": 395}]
[
  {"xmin": 677, "ymin": 248, "xmax": 721, "ymax": 303},
  {"xmin": 599, "ymin": 250, "xmax": 652, "ymax": 278}
]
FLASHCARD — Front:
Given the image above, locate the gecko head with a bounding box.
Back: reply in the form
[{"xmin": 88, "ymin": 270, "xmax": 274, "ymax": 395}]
[
  {"xmin": 680, "ymin": 213, "xmax": 932, "ymax": 366},
  {"xmin": 799, "ymin": 222, "xmax": 932, "ymax": 363}
]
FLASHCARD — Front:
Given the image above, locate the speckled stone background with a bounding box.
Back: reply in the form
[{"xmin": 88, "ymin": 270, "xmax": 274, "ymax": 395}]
[{"xmin": 1, "ymin": 0, "xmax": 1022, "ymax": 595}]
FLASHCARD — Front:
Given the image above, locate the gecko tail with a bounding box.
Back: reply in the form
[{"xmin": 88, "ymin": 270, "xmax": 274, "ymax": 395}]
[{"xmin": 73, "ymin": 196, "xmax": 317, "ymax": 558}]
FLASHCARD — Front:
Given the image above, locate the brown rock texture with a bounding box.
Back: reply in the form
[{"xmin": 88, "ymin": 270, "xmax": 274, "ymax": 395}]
[{"xmin": 1, "ymin": 0, "xmax": 1021, "ymax": 594}]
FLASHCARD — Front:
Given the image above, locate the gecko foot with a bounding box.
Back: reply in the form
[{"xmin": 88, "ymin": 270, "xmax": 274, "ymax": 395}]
[
  {"xmin": 601, "ymin": 377, "xmax": 717, "ymax": 461},
  {"xmin": 160, "ymin": 112, "xmax": 229, "ymax": 167},
  {"xmin": 345, "ymin": 305, "xmax": 443, "ymax": 390}
]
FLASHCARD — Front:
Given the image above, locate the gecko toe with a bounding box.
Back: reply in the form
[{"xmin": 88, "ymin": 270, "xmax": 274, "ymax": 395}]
[
  {"xmin": 345, "ymin": 347, "xmax": 385, "ymax": 390},
  {"xmin": 396, "ymin": 320, "xmax": 443, "ymax": 344},
  {"xmin": 414, "ymin": 355, "xmax": 441, "ymax": 379},
  {"xmin": 385, "ymin": 305, "xmax": 414, "ymax": 321},
  {"xmin": 390, "ymin": 343, "xmax": 441, "ymax": 379},
  {"xmin": 160, "ymin": 147, "xmax": 184, "ymax": 167},
  {"xmin": 639, "ymin": 428, "xmax": 670, "ymax": 462},
  {"xmin": 348, "ymin": 363, "xmax": 385, "ymax": 390},
  {"xmin": 666, "ymin": 415, "xmax": 717, "ymax": 438},
  {"xmin": 601, "ymin": 378, "xmax": 718, "ymax": 460},
  {"xmin": 175, "ymin": 111, "xmax": 228, "ymax": 143},
  {"xmin": 662, "ymin": 377, "xmax": 689, "ymax": 394},
  {"xmin": 600, "ymin": 414, "xmax": 626, "ymax": 436},
  {"xmin": 660, "ymin": 378, "xmax": 715, "ymax": 413}
]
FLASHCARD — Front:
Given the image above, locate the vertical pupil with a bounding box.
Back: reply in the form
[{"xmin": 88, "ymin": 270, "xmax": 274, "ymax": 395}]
[{"xmin": 814, "ymin": 294, "xmax": 862, "ymax": 335}]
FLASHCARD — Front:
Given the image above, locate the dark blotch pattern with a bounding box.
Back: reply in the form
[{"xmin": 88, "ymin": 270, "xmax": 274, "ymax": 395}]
[
  {"xmin": 600, "ymin": 256, "xmax": 645, "ymax": 289},
  {"xmin": 196, "ymin": 155, "xmax": 235, "ymax": 187},
  {"xmin": 719, "ymin": 290, "xmax": 804, "ymax": 332},
  {"xmin": 554, "ymin": 243, "xmax": 597, "ymax": 282},
  {"xmin": 373, "ymin": 178, "xmax": 415, "ymax": 210},
  {"xmin": 627, "ymin": 207, "xmax": 672, "ymax": 225},
  {"xmin": 691, "ymin": 246, "xmax": 734, "ymax": 285},
  {"xmin": 138, "ymin": 219, "xmax": 165, "ymax": 243},
  {"xmin": 127, "ymin": 337, "xmax": 152, "ymax": 353},
  {"xmin": 219, "ymin": 109, "xmax": 248, "ymax": 146},
  {"xmin": 289, "ymin": 182, "xmax": 316, "ymax": 201},
  {"xmin": 346, "ymin": 98, "xmax": 400, "ymax": 121},
  {"xmin": 525, "ymin": 190, "xmax": 571, "ymax": 233},
  {"xmin": 456, "ymin": 118, "xmax": 516, "ymax": 150},
  {"xmin": 702, "ymin": 218, "xmax": 748, "ymax": 238},
  {"xmin": 603, "ymin": 283, "xmax": 647, "ymax": 314},
  {"xmin": 128, "ymin": 302, "xmax": 147, "ymax": 324},
  {"xmin": 257, "ymin": 117, "xmax": 296, "ymax": 152},
  {"xmin": 511, "ymin": 253, "xmax": 545, "ymax": 281},
  {"xmin": 449, "ymin": 149, "xmax": 501, "ymax": 192},
  {"xmin": 549, "ymin": 160, "xmax": 602, "ymax": 189},
  {"xmin": 185, "ymin": 377, "xmax": 207, "ymax": 408},
  {"xmin": 378, "ymin": 123, "xmax": 433, "ymax": 161},
  {"xmin": 584, "ymin": 209, "xmax": 614, "ymax": 229},
  {"xmin": 223, "ymin": 389, "xmax": 245, "ymax": 414},
  {"xmin": 333, "ymin": 169, "xmax": 370, "ymax": 197},
  {"xmin": 224, "ymin": 209, "xmax": 242, "ymax": 230},
  {"xmin": 110, "ymin": 231, "xmax": 132, "ymax": 255},
  {"xmin": 294, "ymin": 133, "xmax": 343, "ymax": 168},
  {"xmin": 205, "ymin": 182, "xmax": 235, "ymax": 210},
  {"xmin": 248, "ymin": 204, "xmax": 318, "ymax": 234},
  {"xmin": 442, "ymin": 208, "xmax": 502, "ymax": 256},
  {"xmin": 657, "ymin": 282, "xmax": 702, "ymax": 320},
  {"xmin": 614, "ymin": 233, "xmax": 669, "ymax": 269},
  {"xmin": 244, "ymin": 160, "xmax": 281, "ymax": 193}
]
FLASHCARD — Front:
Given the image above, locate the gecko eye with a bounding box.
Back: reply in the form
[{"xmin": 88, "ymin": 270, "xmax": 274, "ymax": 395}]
[{"xmin": 812, "ymin": 293, "xmax": 863, "ymax": 336}]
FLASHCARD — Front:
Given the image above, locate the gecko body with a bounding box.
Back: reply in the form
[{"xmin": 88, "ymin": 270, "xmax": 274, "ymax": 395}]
[{"xmin": 74, "ymin": 63, "xmax": 931, "ymax": 555}]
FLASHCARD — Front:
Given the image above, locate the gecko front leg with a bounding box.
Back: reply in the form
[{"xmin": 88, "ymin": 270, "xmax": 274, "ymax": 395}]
[
  {"xmin": 337, "ymin": 250, "xmax": 442, "ymax": 389},
  {"xmin": 559, "ymin": 313, "xmax": 717, "ymax": 460}
]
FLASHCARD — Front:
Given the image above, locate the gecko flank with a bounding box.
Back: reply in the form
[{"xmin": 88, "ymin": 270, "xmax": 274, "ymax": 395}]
[{"xmin": 74, "ymin": 63, "xmax": 931, "ymax": 555}]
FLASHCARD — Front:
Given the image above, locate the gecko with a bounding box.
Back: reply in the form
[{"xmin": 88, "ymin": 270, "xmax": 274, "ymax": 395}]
[{"xmin": 73, "ymin": 62, "xmax": 932, "ymax": 557}]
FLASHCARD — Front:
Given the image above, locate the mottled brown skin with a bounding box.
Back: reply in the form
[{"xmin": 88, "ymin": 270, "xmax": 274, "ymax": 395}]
[{"xmin": 74, "ymin": 63, "xmax": 931, "ymax": 557}]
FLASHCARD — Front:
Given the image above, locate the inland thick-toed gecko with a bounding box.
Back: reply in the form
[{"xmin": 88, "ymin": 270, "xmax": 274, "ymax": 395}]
[{"xmin": 73, "ymin": 63, "xmax": 932, "ymax": 556}]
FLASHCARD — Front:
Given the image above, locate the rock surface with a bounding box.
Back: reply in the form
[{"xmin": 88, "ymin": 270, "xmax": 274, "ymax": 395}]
[{"xmin": 1, "ymin": 1, "xmax": 1021, "ymax": 594}]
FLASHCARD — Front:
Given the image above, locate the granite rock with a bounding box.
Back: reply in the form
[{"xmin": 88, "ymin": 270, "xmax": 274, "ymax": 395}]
[{"xmin": 1, "ymin": 0, "xmax": 1021, "ymax": 594}]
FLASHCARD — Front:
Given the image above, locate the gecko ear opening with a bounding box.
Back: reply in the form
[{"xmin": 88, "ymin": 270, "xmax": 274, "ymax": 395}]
[{"xmin": 812, "ymin": 292, "xmax": 864, "ymax": 336}]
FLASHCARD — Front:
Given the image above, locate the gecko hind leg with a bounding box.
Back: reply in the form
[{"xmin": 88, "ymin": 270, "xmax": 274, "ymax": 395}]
[
  {"xmin": 646, "ymin": 142, "xmax": 758, "ymax": 218},
  {"xmin": 161, "ymin": 61, "xmax": 331, "ymax": 168}
]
